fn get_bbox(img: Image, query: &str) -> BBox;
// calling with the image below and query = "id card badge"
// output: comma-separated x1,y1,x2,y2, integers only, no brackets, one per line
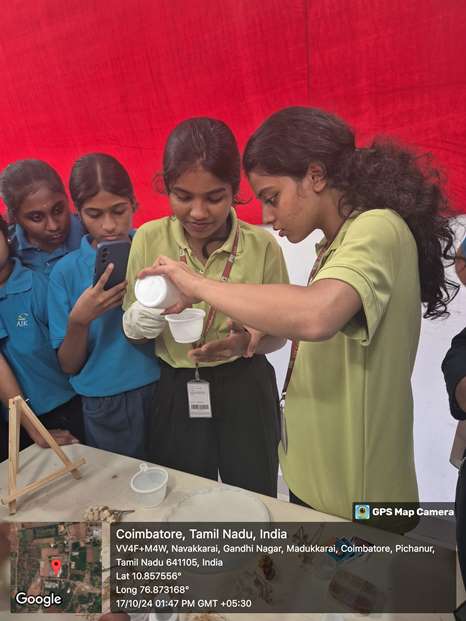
187,380,212,418
280,398,288,453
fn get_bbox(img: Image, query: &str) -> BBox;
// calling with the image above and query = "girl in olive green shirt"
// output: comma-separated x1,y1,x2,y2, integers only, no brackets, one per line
123,117,288,497
143,107,457,520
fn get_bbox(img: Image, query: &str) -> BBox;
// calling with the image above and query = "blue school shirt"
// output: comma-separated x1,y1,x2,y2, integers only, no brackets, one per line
0,259,75,417
47,234,160,397
10,213,84,276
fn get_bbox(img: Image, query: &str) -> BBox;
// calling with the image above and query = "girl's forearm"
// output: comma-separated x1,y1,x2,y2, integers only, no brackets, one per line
58,319,90,375
0,354,23,407
0,355,41,440
254,335,287,355
196,280,324,340
195,278,361,342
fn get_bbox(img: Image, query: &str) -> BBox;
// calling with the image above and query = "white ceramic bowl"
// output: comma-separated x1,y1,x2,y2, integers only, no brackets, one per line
164,487,270,575
165,308,206,343
164,486,270,522
135,275,182,309
130,463,168,508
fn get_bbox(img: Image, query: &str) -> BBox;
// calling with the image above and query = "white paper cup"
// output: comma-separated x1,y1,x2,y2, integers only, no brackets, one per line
165,308,206,343
134,275,182,309
130,463,168,508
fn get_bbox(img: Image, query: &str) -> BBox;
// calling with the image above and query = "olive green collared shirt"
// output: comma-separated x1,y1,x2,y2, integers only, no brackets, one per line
123,209,289,368
279,209,421,520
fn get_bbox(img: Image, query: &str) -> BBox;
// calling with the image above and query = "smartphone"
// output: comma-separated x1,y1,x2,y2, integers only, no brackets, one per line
93,239,131,290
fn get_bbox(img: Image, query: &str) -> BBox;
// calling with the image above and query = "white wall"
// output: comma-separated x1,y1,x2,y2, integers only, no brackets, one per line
266,221,466,503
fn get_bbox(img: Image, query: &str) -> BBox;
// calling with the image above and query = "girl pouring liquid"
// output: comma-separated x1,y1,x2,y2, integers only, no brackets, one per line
144,107,457,520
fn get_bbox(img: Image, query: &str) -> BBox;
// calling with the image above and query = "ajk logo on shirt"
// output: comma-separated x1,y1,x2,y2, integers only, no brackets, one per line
16,313,29,328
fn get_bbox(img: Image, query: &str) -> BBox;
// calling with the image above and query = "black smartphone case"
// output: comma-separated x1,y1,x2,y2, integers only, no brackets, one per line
93,239,131,290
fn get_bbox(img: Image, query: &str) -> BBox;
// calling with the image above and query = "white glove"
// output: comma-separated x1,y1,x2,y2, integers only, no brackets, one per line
122,301,167,340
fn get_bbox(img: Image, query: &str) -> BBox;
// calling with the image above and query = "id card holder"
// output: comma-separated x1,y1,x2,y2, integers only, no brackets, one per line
279,397,288,453
187,379,212,418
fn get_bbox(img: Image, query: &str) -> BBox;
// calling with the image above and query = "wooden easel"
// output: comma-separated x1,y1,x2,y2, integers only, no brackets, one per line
1,396,85,515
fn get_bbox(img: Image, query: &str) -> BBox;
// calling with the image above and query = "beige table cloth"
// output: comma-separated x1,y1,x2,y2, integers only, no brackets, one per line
0,443,461,620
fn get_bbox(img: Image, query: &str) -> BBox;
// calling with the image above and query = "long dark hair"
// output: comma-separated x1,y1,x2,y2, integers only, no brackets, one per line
0,214,13,259
0,214,8,243
0,159,66,220
159,117,242,258
69,153,137,211
244,106,458,319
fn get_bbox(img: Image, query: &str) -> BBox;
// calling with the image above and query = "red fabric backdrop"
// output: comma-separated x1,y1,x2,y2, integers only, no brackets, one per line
0,0,465,224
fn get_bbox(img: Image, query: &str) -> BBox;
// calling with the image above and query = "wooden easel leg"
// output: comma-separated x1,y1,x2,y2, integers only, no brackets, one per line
1,396,86,511
20,399,82,479
15,401,20,466
8,399,20,515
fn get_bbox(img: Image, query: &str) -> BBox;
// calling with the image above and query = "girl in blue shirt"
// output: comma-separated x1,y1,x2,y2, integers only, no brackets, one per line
47,153,160,459
0,159,84,276
0,215,84,462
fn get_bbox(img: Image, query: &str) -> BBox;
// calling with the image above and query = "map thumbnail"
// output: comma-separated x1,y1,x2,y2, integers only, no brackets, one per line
10,522,102,613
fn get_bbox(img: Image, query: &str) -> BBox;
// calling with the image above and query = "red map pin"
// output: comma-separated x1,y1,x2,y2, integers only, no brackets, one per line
51,559,61,576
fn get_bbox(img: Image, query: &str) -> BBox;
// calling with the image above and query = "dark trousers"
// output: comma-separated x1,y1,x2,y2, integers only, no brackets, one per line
0,395,84,462
148,356,280,497
82,382,157,460
457,453,466,590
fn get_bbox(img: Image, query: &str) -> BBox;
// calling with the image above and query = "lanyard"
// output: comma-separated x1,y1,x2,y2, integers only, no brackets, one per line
280,244,329,403
280,217,349,404
179,226,240,347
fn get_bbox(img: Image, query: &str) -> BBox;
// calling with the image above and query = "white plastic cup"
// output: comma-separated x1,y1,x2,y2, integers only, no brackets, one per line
134,275,182,309
130,463,168,508
165,308,206,344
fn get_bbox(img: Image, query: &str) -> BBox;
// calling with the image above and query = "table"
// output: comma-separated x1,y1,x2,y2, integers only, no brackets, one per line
0,444,460,620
